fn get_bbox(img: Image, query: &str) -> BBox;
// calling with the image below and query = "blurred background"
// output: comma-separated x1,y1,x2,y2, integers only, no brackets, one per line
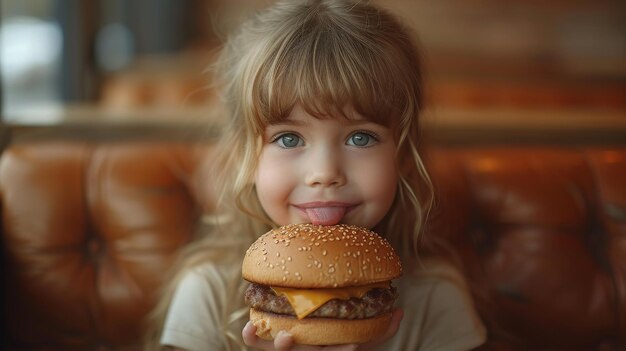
1,0,625,142
1,2,625,349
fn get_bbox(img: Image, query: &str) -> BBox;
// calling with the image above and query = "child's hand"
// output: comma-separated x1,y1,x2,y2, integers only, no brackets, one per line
242,308,403,351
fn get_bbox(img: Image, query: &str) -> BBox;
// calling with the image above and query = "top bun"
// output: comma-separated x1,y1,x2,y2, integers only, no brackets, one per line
242,224,402,288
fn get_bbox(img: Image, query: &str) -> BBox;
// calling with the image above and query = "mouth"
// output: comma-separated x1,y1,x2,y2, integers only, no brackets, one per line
293,202,358,226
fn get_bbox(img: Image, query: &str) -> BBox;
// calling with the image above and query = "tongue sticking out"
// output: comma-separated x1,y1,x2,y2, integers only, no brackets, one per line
304,207,347,226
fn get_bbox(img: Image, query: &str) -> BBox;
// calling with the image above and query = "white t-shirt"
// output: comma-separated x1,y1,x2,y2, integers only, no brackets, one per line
161,259,486,351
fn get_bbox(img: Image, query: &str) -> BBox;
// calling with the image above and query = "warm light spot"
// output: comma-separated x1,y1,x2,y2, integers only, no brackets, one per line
601,151,623,164
476,158,499,171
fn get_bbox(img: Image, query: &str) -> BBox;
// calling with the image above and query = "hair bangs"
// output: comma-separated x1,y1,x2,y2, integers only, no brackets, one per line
251,13,414,131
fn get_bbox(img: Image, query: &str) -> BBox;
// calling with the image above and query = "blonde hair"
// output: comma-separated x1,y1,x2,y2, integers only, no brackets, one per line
145,0,433,349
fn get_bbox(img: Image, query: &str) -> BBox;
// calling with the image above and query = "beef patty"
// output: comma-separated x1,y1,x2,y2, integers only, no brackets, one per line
244,283,398,319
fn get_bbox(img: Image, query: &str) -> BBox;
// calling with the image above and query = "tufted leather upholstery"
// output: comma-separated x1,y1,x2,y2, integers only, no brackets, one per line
426,147,626,350
0,142,213,351
1,142,625,350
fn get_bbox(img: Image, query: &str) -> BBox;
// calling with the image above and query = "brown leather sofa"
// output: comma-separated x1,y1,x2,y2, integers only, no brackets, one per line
1,141,625,350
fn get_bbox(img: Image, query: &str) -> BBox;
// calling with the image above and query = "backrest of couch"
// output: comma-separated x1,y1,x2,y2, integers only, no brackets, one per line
0,141,213,350
1,142,625,350
425,147,626,350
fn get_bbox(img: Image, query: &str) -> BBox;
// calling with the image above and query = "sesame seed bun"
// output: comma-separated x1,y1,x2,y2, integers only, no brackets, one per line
242,224,402,288
250,308,392,345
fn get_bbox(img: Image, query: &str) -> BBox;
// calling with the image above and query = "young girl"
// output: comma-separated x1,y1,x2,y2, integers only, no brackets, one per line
146,0,486,350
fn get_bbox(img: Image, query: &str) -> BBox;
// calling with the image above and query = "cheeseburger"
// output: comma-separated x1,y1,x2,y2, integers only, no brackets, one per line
242,223,401,345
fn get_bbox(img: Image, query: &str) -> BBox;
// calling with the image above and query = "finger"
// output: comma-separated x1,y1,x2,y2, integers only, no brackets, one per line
274,330,294,351
241,321,257,345
357,309,404,350
288,344,350,351
242,321,276,350
322,344,358,351
381,308,404,340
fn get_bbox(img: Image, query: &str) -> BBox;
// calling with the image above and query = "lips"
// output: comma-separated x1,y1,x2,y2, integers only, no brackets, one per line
294,202,356,226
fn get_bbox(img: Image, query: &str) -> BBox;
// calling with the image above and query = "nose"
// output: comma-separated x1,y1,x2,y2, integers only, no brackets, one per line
304,146,346,187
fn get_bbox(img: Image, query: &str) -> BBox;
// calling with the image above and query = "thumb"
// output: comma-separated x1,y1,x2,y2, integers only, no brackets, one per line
357,309,404,350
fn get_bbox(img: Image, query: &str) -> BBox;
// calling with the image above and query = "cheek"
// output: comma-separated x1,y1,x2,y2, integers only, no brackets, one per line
368,163,398,205
354,151,398,209
255,151,294,215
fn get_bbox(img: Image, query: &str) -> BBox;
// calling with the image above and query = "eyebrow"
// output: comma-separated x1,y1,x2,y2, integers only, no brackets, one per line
342,119,381,127
267,119,381,128
267,120,306,127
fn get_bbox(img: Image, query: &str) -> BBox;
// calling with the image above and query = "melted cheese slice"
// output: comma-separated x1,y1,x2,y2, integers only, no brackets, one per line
271,282,390,319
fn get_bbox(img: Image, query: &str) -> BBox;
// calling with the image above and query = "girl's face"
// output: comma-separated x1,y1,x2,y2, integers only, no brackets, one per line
255,104,398,229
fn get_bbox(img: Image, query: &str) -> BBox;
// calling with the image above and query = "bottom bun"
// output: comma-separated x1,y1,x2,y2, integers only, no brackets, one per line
250,308,392,345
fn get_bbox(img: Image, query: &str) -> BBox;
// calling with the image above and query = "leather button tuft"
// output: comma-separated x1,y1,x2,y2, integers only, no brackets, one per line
85,238,103,261
93,343,110,351
594,339,617,351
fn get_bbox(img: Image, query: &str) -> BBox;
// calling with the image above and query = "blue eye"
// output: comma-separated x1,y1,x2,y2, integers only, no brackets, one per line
347,132,377,147
274,133,303,148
